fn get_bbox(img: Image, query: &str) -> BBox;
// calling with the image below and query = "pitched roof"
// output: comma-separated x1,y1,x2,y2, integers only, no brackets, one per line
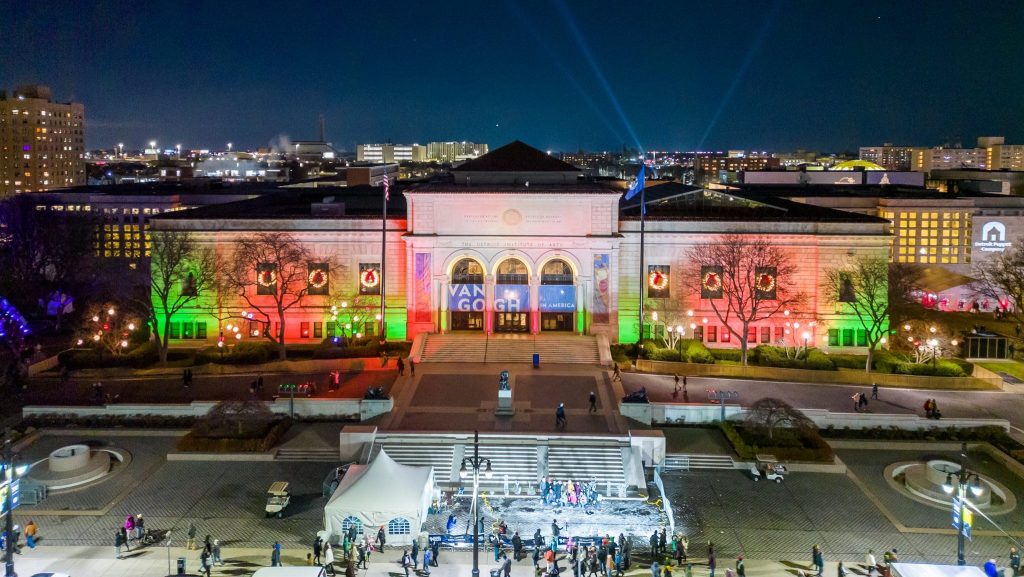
452,140,580,172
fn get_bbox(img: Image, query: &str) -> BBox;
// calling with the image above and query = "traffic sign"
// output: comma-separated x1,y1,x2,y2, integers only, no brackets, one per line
0,478,20,516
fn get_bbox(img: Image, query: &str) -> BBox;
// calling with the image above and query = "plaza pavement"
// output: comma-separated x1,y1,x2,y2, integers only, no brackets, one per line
621,372,1024,437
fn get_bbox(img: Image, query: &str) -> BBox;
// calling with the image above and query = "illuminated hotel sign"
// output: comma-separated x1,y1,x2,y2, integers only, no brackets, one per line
449,284,485,311
539,285,576,312
974,221,1012,253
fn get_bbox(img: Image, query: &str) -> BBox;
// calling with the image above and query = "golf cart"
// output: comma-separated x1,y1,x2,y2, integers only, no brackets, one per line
749,454,787,483
265,481,291,517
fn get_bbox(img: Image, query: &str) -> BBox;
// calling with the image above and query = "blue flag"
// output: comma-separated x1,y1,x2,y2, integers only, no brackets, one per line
625,164,645,200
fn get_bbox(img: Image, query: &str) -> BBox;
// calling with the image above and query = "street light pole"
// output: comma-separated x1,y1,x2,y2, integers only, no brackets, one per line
460,430,493,577
942,444,982,566
3,436,28,577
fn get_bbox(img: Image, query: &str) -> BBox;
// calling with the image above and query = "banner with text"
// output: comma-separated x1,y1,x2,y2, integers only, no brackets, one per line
448,284,485,312
494,284,529,312
539,285,576,312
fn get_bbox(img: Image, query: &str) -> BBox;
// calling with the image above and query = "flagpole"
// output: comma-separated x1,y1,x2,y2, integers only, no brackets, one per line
380,175,388,340
638,184,646,345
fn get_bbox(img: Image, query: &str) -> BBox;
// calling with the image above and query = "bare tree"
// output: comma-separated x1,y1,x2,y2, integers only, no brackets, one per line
823,256,890,372
223,232,323,360
198,399,275,437
888,262,924,329
682,235,806,366
972,241,1024,326
133,231,218,363
744,397,812,441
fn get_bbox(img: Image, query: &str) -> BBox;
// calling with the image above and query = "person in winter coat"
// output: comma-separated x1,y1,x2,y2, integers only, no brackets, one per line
401,550,413,577
324,543,336,576
412,539,420,569
114,529,125,559
272,542,282,566
377,526,386,550
212,539,223,566
423,547,433,575
314,536,323,565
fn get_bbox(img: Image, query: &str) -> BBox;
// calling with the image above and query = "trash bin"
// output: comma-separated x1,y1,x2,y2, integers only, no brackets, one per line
532,353,540,368
177,557,186,575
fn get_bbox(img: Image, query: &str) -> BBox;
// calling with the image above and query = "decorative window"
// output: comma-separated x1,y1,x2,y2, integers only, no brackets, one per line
540,259,573,285
496,259,528,284
256,263,277,295
700,266,723,299
359,263,381,295
452,258,484,284
308,263,330,296
387,517,411,535
838,274,855,303
828,329,840,346
647,265,670,299
842,328,855,347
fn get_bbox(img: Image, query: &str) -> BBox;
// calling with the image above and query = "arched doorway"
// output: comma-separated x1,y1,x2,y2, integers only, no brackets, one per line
450,258,484,330
494,258,529,333
539,259,575,332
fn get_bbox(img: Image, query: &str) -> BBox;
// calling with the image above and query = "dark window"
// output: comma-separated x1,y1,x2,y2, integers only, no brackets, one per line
760,326,771,344
774,326,784,342
196,322,207,339
169,322,181,339
721,327,730,342
707,325,717,343
182,322,194,339
828,329,839,346
326,322,337,337
842,328,855,346
856,328,867,347
693,326,703,341
314,322,323,338
747,326,758,343
838,274,855,303
300,322,310,338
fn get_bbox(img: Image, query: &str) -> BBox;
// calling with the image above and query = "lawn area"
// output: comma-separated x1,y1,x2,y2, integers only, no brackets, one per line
977,360,1024,382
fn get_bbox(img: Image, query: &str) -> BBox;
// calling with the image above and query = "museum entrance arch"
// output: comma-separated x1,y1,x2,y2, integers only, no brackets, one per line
494,258,530,333
449,258,485,331
539,259,576,332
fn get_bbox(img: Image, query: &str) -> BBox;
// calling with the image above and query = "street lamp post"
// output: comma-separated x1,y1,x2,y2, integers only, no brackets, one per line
942,445,982,566
459,431,493,577
3,436,29,577
928,338,940,367
802,331,810,367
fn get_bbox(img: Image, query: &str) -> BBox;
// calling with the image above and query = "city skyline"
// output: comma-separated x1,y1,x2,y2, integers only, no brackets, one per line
3,1,1024,153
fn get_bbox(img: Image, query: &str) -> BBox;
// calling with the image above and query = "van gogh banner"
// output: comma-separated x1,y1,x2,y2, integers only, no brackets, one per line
414,253,432,322
539,285,576,312
593,254,610,323
494,284,529,312
448,284,484,311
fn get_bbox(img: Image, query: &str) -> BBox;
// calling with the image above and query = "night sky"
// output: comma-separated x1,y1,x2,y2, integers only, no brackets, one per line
4,1,1024,153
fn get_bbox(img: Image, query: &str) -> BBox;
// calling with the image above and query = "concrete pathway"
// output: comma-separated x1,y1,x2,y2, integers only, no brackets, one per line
622,372,1024,437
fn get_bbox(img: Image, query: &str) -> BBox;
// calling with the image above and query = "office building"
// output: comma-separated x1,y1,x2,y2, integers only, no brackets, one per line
356,143,427,163
0,85,85,196
910,146,987,172
427,141,488,163
979,136,1024,171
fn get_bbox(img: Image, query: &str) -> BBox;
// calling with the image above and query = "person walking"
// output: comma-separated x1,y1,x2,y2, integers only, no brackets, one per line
736,556,745,577
673,374,680,395
357,539,367,569
187,522,197,550
556,404,567,430
200,548,212,577
212,539,223,566
114,529,125,559
513,531,523,561
410,358,416,376
182,369,189,388
314,536,323,565
659,530,667,559
501,552,512,577
650,531,659,558
652,558,660,577
272,542,283,566
859,392,868,411
551,519,563,552
864,549,876,576
135,514,144,541
612,364,622,382
431,540,440,567
412,537,420,569
851,393,860,412
376,525,386,550
871,383,879,400
324,543,337,576
120,526,131,552
589,391,597,413
423,545,433,575
1010,546,1020,577
397,357,405,376
402,550,412,577
708,549,716,577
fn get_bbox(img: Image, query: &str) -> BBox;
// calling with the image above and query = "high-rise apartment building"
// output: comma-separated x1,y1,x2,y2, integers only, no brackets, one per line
426,141,488,162
356,143,427,163
858,144,913,171
694,153,779,186
979,136,1024,171
0,85,85,196
910,146,987,172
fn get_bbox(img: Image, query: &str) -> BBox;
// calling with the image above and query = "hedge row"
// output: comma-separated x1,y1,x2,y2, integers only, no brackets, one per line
646,339,715,364
720,421,834,462
59,341,160,369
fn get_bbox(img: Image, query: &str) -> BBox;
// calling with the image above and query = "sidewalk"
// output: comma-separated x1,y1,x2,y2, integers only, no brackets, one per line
6,545,901,577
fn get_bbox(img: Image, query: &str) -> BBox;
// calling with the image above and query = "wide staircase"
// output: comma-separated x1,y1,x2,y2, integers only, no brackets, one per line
420,334,600,364
275,447,340,462
368,434,637,497
547,444,627,494
374,442,455,486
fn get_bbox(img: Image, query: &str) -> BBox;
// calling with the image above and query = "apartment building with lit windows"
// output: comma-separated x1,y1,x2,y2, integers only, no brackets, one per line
0,85,85,196
910,146,987,173
356,143,427,163
979,136,1024,171
427,141,488,162
859,144,914,171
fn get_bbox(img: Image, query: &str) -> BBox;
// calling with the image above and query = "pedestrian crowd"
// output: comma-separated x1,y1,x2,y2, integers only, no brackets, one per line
540,477,601,508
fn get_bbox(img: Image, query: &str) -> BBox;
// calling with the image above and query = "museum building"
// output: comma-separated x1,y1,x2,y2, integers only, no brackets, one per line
151,141,891,350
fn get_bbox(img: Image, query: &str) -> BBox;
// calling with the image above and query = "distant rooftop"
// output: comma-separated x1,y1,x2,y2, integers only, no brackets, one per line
452,141,580,173
153,185,406,220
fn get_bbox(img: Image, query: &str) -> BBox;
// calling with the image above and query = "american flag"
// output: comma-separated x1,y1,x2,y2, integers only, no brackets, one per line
381,173,390,201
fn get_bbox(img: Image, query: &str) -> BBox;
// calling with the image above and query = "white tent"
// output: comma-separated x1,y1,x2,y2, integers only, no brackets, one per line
323,449,435,546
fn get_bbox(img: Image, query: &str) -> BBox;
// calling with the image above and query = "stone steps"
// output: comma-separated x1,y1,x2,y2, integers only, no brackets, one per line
662,453,736,471
420,334,600,364
275,448,340,462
